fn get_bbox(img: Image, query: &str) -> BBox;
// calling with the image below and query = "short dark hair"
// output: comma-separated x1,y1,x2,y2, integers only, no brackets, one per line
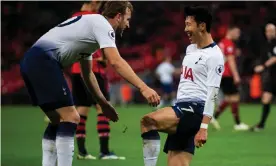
102,0,133,19
184,6,212,33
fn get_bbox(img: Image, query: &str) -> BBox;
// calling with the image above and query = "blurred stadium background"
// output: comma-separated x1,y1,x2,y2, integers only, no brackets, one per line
1,1,276,166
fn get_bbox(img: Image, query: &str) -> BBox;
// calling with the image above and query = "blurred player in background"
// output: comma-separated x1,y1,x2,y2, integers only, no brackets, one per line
140,6,224,166
71,1,125,160
211,25,249,131
251,23,276,132
20,1,160,166
155,56,176,108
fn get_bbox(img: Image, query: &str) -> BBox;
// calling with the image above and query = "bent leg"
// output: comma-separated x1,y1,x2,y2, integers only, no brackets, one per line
55,106,80,166
141,107,179,166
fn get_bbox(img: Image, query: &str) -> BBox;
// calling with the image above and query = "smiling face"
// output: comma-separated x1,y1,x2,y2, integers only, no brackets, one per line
185,16,202,44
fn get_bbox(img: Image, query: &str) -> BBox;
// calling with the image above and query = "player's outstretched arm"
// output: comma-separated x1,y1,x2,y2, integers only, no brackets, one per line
103,47,160,107
80,59,118,122
195,53,224,148
195,86,219,148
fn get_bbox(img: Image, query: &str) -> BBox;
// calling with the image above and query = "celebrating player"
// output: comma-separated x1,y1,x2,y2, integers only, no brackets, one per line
20,1,160,166
140,6,224,166
211,25,249,131
251,23,276,132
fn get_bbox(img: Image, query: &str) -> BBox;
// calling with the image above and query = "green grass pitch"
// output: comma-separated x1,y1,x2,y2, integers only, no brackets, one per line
1,104,276,166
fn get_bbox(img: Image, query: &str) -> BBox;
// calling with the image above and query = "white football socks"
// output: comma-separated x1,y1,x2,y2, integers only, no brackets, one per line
56,136,74,166
42,139,57,166
143,139,160,166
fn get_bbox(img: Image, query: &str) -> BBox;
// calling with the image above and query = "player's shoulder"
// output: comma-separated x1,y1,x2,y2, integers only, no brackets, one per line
186,44,197,53
207,44,224,61
83,14,111,27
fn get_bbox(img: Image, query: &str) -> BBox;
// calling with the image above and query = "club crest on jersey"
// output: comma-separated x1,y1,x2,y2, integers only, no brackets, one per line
183,66,194,81
108,30,115,40
215,65,224,75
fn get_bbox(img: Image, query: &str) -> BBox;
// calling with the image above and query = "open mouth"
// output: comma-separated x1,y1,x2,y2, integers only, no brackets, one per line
187,32,192,40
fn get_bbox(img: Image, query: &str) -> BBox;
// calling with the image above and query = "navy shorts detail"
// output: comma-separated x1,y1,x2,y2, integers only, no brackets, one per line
20,47,74,110
161,83,173,94
163,102,203,155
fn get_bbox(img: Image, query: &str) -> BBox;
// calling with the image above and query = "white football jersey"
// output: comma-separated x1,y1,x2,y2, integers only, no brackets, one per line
156,62,175,84
33,14,116,67
176,43,224,103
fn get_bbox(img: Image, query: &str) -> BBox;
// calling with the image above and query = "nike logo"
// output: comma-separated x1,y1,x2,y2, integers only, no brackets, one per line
195,56,203,64
181,106,194,113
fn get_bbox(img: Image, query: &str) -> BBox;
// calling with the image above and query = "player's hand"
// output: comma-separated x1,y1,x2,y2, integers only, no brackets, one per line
194,128,208,148
233,75,241,85
98,100,119,122
254,65,264,73
140,86,160,107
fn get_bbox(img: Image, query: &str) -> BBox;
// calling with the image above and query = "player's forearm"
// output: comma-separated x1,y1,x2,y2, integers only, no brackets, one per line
82,72,107,103
202,87,219,127
228,57,240,78
264,57,276,68
111,58,147,91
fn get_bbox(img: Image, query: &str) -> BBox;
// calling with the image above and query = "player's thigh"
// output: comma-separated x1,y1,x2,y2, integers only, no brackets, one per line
23,51,73,108
262,92,273,104
167,151,192,166
56,106,80,124
229,93,240,102
141,107,179,134
77,106,90,116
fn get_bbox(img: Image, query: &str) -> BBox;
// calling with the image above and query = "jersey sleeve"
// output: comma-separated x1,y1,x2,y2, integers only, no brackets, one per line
206,54,224,87
224,42,235,56
91,17,117,49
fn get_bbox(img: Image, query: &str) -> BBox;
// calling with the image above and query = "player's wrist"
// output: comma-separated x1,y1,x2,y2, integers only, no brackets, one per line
200,123,208,129
139,84,148,92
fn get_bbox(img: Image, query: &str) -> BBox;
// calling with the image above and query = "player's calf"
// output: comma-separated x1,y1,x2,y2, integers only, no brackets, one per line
56,106,80,166
141,115,160,166
76,106,90,157
42,122,58,166
140,107,179,166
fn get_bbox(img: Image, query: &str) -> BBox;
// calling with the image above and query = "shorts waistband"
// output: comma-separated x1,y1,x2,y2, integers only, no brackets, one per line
174,101,204,115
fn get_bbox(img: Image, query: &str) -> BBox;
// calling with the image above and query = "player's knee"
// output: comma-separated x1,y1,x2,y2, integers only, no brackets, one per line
59,108,80,124
140,115,158,131
77,106,90,116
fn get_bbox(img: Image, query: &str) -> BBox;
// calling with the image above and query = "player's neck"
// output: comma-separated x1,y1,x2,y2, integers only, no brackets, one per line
197,33,214,49
106,18,118,31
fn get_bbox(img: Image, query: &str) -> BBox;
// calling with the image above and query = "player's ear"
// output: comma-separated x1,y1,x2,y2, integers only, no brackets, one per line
199,22,206,32
114,13,122,22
